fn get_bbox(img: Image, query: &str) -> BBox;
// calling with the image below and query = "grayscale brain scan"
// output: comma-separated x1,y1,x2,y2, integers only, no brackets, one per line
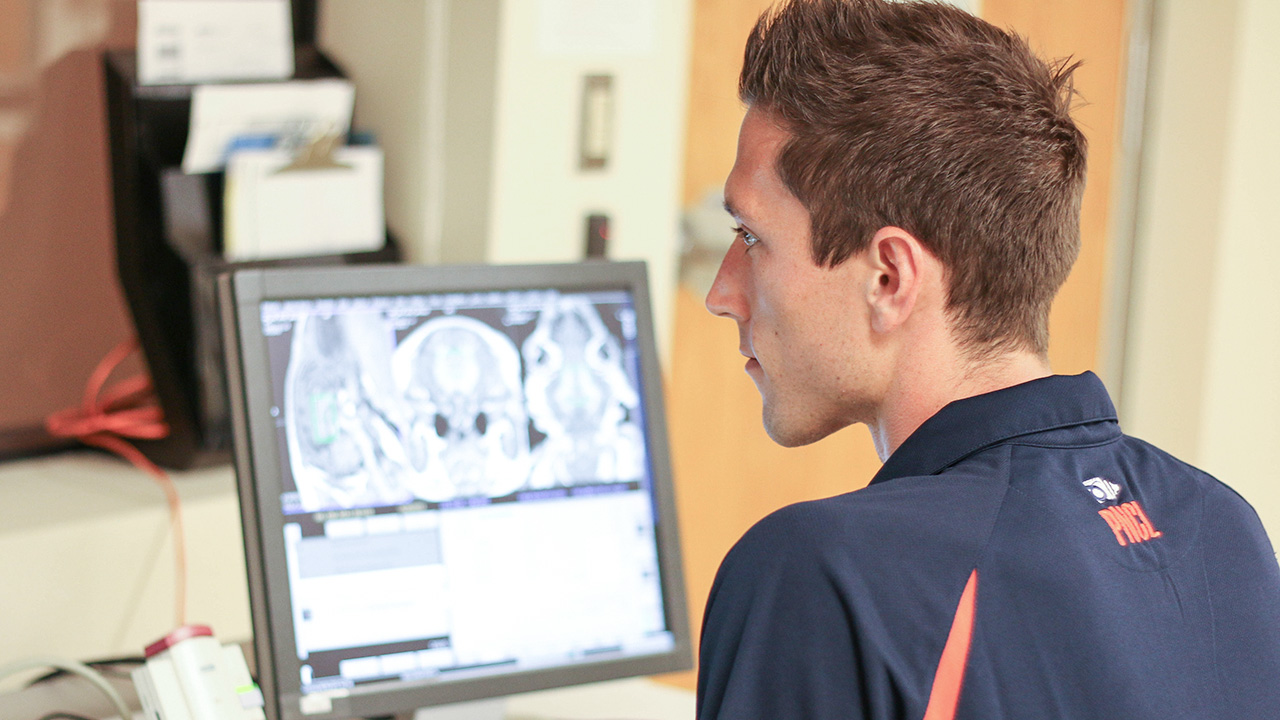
392,315,531,502
284,312,415,512
272,290,647,513
524,296,645,489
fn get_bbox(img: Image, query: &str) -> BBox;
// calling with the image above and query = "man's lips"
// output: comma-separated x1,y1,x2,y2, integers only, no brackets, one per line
739,343,759,374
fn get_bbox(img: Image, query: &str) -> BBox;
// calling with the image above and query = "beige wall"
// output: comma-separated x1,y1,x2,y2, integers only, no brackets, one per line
1124,0,1280,540
484,0,690,358
0,456,249,685
322,0,690,359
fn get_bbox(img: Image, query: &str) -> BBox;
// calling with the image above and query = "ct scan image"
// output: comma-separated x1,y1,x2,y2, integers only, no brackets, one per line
275,292,648,513
391,314,532,503
523,295,645,489
283,312,417,512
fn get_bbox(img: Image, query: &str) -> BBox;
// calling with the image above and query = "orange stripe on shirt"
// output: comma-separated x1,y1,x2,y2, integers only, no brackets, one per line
923,569,979,720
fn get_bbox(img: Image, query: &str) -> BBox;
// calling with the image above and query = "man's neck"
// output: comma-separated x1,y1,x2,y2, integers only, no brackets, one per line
867,349,1052,462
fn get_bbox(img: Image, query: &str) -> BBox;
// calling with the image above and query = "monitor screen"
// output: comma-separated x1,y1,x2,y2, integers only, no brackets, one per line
217,261,690,720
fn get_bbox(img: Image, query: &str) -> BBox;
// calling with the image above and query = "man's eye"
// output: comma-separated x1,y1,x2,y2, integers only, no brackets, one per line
731,225,759,248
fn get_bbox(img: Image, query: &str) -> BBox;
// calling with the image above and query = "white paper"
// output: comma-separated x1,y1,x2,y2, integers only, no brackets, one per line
183,79,355,174
537,0,657,56
138,0,294,85
223,146,385,261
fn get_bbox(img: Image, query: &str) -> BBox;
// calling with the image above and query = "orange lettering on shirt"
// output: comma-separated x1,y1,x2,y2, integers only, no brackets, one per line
1098,501,1163,546
1132,501,1163,539
1125,504,1152,541
1098,507,1129,546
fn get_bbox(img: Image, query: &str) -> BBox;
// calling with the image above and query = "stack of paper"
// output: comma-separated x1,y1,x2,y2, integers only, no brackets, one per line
223,145,386,261
178,77,386,261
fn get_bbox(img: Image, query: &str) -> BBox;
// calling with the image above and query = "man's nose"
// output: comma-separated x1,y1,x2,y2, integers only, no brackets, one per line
705,241,747,322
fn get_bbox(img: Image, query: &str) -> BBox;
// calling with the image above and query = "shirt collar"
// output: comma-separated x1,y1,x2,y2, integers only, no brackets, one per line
870,371,1119,485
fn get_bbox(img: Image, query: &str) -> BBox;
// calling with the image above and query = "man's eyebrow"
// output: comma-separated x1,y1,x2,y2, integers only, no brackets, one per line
722,198,739,218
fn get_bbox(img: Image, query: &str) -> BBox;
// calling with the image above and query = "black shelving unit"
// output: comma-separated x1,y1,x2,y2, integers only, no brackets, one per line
103,33,399,469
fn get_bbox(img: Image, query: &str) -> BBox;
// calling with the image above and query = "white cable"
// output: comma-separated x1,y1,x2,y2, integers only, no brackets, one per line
0,656,134,720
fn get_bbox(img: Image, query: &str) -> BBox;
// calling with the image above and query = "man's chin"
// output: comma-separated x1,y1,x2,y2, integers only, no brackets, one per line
761,406,841,448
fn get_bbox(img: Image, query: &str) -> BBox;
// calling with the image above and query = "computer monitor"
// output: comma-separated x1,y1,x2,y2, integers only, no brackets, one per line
217,261,691,720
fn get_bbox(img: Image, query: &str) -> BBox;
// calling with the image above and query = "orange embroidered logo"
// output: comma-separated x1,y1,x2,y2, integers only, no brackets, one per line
1098,501,1163,546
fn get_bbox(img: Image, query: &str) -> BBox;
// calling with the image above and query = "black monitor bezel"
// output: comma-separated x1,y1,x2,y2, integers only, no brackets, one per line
217,261,691,720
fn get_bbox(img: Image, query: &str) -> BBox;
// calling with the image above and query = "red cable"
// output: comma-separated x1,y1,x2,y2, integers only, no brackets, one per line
46,338,187,627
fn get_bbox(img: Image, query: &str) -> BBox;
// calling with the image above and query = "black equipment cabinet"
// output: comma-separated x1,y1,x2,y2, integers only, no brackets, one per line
103,42,399,470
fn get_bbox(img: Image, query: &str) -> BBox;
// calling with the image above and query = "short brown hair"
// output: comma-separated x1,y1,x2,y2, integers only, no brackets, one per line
740,0,1087,356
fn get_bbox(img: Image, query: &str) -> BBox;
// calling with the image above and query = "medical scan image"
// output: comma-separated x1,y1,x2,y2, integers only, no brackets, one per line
274,292,648,512
284,313,417,512
391,315,532,503
523,296,646,488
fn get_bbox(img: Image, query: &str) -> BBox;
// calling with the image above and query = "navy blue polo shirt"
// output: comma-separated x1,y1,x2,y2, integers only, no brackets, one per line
697,372,1280,719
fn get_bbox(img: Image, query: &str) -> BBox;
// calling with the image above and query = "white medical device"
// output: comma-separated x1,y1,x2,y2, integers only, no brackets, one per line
131,626,265,720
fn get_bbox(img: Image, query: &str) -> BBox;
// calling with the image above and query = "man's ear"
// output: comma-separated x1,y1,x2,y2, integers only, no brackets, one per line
865,226,927,334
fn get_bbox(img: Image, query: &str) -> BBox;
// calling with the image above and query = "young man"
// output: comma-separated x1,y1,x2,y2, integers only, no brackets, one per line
698,1,1280,718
